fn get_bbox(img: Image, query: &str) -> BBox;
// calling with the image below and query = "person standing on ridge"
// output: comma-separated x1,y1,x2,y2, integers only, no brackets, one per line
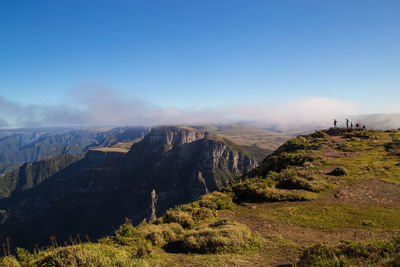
334,119,338,128
346,118,349,128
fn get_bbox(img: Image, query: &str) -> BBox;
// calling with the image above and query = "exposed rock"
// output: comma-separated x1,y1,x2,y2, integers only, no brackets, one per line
0,126,261,248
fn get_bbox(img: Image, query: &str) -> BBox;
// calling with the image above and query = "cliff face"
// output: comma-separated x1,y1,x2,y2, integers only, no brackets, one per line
124,127,257,201
0,126,261,249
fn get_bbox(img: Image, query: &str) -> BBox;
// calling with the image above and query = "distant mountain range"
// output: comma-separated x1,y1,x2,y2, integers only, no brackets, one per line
0,127,150,175
0,126,266,249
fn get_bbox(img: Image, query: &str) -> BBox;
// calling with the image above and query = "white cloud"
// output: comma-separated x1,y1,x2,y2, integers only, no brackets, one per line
0,87,363,130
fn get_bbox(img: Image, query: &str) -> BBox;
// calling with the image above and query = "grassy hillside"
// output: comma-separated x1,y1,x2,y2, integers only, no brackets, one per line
1,128,399,266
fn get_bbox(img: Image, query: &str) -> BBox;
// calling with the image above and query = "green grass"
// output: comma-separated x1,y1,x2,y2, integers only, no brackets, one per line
297,237,400,266
12,243,154,267
336,139,372,152
249,203,400,231
333,145,400,185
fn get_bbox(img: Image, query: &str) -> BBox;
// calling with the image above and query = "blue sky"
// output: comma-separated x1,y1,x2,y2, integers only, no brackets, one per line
0,0,399,127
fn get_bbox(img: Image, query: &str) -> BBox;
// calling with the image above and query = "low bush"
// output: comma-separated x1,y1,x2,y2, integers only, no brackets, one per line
0,256,20,267
182,218,255,254
328,166,348,176
163,210,195,229
34,243,151,266
197,192,233,210
298,237,400,266
16,248,34,265
385,140,400,156
230,178,316,203
138,222,184,247
272,169,328,192
100,222,152,257
275,135,326,154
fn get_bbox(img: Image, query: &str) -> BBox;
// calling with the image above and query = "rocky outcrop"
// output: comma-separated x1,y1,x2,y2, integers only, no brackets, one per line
0,126,264,249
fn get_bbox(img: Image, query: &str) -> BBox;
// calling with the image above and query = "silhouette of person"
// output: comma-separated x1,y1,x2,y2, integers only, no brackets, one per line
346,118,349,128
351,122,353,128
334,119,337,128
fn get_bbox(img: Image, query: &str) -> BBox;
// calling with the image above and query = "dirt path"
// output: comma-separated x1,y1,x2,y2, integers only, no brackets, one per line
323,179,400,206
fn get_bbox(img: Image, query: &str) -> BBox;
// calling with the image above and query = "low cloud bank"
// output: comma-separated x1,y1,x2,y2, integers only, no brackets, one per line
1,88,396,130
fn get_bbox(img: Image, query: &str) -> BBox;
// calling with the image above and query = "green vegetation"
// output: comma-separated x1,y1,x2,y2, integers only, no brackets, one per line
298,238,400,266
15,243,152,267
337,139,371,152
229,177,319,202
328,166,348,176
245,203,400,231
2,127,400,266
249,134,326,177
182,218,255,253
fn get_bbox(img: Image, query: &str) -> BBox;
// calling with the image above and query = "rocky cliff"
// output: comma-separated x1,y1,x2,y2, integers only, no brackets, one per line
0,126,261,249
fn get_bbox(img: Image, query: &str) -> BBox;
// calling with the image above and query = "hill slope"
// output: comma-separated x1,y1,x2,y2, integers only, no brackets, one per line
0,154,81,199
1,127,399,266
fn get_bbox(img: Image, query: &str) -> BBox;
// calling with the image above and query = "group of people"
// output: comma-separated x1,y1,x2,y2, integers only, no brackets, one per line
333,118,366,129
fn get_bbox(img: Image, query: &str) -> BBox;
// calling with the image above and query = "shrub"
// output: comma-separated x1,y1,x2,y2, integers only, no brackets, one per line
262,151,320,174
273,169,328,192
16,247,34,264
191,207,217,221
275,136,326,154
163,210,195,229
197,192,233,210
231,178,316,203
311,131,327,138
182,218,255,253
329,167,348,176
0,256,20,267
101,222,152,256
35,243,152,266
385,140,400,156
138,223,184,247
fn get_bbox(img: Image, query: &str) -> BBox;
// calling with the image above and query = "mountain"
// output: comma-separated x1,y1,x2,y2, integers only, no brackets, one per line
0,127,149,175
0,126,261,249
1,127,399,266
0,154,81,200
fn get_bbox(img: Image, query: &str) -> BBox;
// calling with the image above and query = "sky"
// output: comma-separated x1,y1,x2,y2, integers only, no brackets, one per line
0,0,399,128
